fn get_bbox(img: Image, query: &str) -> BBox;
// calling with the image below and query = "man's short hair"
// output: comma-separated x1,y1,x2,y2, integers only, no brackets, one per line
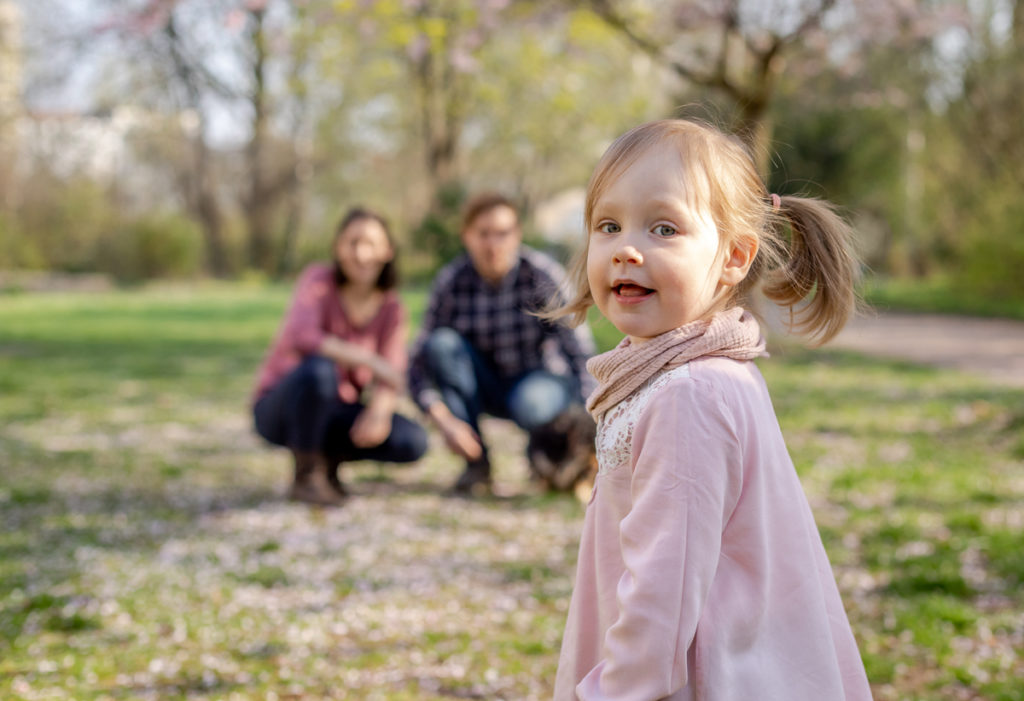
461,192,518,232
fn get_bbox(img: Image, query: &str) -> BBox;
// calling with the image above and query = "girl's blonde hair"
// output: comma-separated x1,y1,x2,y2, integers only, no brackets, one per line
551,119,858,345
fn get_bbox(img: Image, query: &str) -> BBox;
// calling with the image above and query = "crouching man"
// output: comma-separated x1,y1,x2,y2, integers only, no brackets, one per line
408,193,595,495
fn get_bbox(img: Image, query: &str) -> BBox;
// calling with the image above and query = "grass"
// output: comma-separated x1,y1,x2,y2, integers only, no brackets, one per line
1,283,1022,700
862,275,1024,321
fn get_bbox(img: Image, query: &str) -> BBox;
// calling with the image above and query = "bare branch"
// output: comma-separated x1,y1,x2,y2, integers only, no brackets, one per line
780,0,837,47
588,0,720,88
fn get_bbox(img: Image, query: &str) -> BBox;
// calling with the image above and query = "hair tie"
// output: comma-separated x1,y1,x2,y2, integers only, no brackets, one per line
770,193,781,211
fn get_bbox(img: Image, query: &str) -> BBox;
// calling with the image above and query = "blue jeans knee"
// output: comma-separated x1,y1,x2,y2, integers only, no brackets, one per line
291,355,339,399
507,370,574,431
423,328,469,371
388,416,430,463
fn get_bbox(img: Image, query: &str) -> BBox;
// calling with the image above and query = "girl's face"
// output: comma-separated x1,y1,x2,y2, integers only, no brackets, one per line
586,145,751,344
334,218,394,290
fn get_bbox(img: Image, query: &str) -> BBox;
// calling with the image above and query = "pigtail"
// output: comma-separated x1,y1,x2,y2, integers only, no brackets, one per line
760,196,858,346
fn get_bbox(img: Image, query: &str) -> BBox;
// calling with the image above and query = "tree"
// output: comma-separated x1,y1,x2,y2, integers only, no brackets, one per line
586,0,962,173
307,1,662,269
84,0,318,276
927,0,1024,297
18,0,678,277
237,0,316,274
324,0,517,214
0,0,21,213
88,0,240,275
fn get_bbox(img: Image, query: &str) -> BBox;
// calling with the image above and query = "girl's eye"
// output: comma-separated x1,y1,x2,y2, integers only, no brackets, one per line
653,224,677,237
597,222,620,234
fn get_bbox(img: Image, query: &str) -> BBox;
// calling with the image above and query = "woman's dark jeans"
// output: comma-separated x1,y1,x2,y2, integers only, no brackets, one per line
253,356,427,464
422,327,577,435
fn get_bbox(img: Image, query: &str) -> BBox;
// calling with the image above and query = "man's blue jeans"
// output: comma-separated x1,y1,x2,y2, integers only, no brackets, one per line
422,327,576,436
254,356,427,464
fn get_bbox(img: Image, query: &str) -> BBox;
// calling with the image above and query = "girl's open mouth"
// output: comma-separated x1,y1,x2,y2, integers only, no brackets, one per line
613,283,654,298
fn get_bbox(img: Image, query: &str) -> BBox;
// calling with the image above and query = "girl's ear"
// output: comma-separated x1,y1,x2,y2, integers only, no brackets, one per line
720,236,758,287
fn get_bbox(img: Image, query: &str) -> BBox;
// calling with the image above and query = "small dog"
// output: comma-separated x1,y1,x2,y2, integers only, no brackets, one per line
527,405,598,503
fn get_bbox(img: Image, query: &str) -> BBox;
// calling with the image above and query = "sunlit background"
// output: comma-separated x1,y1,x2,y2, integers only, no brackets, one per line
1,1,1023,700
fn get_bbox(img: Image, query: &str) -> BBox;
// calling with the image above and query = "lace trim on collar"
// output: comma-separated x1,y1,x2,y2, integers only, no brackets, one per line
595,364,691,475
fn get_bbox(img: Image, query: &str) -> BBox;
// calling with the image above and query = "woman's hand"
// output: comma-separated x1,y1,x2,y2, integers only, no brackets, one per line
320,336,406,391
367,355,406,391
350,403,392,449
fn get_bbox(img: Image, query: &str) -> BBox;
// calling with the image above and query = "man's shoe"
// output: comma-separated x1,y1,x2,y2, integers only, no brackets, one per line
451,456,492,496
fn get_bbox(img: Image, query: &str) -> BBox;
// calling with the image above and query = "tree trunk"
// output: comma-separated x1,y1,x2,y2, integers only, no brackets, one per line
733,97,771,177
411,10,462,215
245,7,276,273
191,134,229,277
275,165,304,278
164,12,228,277
1015,0,1024,47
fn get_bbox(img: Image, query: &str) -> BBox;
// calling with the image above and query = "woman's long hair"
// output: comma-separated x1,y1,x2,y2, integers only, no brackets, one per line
332,207,399,291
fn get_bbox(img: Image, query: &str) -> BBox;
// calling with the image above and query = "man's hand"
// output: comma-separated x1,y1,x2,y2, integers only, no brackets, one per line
430,403,483,460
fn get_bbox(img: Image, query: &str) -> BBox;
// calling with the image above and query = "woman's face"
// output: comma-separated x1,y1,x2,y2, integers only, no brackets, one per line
334,218,394,290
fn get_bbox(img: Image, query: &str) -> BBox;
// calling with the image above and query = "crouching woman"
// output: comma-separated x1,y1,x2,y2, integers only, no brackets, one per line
252,208,428,505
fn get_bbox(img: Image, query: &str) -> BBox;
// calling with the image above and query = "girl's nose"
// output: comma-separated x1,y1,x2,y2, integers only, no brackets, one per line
612,243,643,265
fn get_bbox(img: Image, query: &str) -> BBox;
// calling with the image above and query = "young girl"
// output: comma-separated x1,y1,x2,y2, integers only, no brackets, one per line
252,208,427,506
550,120,873,699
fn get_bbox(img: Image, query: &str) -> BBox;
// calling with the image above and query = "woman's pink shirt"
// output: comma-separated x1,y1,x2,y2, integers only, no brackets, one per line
555,356,872,700
252,263,407,404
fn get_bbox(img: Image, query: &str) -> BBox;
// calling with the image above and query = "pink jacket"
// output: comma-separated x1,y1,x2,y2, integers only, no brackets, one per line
252,263,407,404
555,357,872,700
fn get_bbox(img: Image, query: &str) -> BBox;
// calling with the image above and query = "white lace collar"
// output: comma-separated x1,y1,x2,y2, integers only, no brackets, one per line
595,364,692,475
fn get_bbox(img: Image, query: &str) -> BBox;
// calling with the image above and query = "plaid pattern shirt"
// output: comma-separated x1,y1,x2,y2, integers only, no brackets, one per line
409,247,595,412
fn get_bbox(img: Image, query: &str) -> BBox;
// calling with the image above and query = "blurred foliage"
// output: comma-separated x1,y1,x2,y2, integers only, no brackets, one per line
936,14,1024,302
768,0,1024,309
306,0,656,269
0,211,43,269
95,212,204,283
770,103,907,272
11,173,117,273
863,276,1024,322
408,183,467,283
3,0,1023,312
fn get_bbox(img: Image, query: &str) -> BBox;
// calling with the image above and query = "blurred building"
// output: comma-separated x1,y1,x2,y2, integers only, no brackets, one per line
0,0,21,208
534,187,585,246
0,0,175,210
16,106,145,182
0,0,20,122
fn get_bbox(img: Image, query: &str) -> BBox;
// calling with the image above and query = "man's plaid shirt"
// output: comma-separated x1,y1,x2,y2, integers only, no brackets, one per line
408,247,595,412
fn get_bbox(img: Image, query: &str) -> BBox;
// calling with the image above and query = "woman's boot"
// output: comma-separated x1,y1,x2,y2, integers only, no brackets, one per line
327,458,349,497
288,450,345,506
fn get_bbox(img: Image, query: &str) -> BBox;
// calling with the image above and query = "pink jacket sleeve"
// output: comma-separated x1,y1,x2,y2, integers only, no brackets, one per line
281,265,331,355
578,378,742,700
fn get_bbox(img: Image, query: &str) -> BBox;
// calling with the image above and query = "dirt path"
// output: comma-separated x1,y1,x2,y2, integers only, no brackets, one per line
825,312,1024,388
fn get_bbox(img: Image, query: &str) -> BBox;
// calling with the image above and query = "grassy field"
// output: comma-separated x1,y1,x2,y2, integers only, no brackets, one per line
1,283,1022,700
862,276,1024,322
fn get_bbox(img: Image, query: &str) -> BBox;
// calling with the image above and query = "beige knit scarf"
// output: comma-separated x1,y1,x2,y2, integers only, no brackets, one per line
586,307,767,421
